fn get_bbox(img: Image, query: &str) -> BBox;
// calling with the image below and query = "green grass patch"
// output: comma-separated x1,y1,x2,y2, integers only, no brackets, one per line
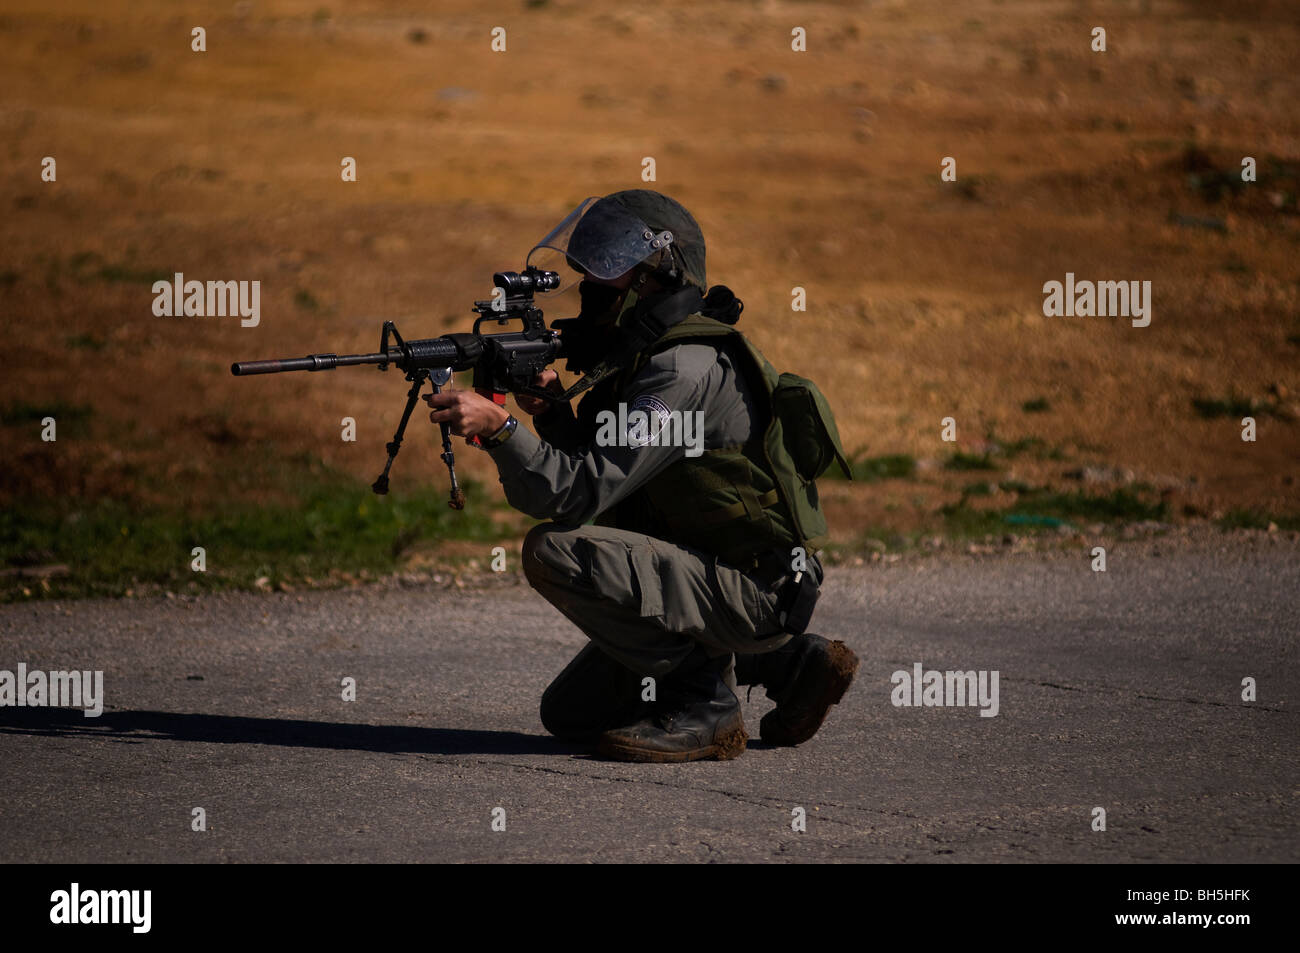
1191,394,1272,419
1013,487,1168,521
1217,509,1300,531
940,504,1007,538
982,431,1067,461
65,333,106,351
998,479,1036,494
1021,397,1050,413
1000,436,1047,458
1,475,503,602
94,263,173,284
821,528,916,559
68,251,170,285
1,401,92,436
942,486,1169,538
945,451,999,471
839,452,916,482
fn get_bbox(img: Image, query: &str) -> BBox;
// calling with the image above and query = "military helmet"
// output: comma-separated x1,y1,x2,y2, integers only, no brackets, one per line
528,190,707,291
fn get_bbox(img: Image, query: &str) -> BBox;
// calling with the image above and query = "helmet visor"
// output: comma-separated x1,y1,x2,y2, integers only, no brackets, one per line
527,197,674,286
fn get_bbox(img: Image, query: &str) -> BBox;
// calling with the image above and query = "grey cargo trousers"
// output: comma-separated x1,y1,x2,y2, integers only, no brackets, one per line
522,522,793,741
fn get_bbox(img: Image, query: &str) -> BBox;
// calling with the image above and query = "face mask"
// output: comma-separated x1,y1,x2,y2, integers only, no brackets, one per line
555,283,640,374
577,279,627,323
554,323,611,374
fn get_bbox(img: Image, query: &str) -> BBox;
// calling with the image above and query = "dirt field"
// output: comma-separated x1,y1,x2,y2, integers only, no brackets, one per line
2,0,1297,559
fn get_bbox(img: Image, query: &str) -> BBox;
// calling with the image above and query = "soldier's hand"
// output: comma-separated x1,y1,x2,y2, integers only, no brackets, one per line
514,369,564,417
424,389,510,439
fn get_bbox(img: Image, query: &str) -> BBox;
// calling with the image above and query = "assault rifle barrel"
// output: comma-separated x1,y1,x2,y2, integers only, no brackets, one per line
231,341,459,377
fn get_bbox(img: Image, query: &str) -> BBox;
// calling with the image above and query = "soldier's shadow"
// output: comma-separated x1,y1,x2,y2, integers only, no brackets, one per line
0,707,581,756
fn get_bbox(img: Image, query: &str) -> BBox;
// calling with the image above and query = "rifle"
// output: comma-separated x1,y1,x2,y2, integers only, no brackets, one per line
231,267,564,508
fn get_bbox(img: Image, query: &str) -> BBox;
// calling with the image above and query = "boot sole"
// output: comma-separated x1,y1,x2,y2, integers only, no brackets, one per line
759,640,859,747
595,722,749,763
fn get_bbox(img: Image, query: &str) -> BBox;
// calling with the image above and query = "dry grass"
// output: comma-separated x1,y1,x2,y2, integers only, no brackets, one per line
1,0,1297,557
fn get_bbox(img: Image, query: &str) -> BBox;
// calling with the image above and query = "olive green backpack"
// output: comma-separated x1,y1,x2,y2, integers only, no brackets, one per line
626,314,853,563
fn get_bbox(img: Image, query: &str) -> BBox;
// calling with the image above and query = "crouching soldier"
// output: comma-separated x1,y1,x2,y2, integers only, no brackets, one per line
426,190,858,762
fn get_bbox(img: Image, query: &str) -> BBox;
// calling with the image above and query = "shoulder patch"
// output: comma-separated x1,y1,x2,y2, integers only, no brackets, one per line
627,393,673,448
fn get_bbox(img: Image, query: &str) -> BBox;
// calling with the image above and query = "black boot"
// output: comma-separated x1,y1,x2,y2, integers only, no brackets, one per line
595,649,748,763
736,634,859,747
735,639,798,689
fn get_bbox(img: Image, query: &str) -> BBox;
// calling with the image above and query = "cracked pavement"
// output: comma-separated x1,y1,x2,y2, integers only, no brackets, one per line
1,536,1295,862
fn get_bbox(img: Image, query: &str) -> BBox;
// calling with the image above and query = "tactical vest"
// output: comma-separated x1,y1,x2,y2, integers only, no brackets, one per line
581,313,851,571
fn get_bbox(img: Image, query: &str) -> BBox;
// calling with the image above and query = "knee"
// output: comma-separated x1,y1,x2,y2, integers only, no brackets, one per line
521,522,578,587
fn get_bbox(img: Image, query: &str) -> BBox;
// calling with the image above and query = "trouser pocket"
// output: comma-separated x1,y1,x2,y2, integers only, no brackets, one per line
627,544,664,619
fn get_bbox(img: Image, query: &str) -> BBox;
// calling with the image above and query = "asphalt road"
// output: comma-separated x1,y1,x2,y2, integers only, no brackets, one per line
1,537,1295,863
